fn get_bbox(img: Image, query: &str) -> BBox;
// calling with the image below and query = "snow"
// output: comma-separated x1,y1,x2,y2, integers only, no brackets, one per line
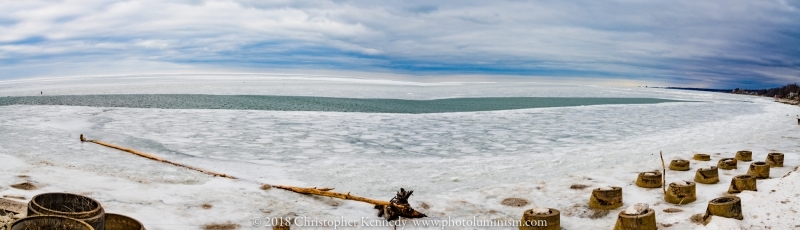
703,216,742,230
674,181,689,186
1,75,799,229
531,208,550,215
624,203,649,215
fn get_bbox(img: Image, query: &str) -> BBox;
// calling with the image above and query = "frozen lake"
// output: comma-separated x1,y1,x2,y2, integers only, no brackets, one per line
0,94,684,113
1,74,799,229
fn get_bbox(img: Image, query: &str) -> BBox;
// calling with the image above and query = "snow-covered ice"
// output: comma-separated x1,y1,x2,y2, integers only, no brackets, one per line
1,75,799,229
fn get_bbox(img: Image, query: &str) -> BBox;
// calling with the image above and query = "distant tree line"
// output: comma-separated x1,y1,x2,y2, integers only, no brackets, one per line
662,87,732,93
733,83,800,99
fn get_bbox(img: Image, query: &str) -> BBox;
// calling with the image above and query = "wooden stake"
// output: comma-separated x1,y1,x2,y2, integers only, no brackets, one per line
660,151,666,195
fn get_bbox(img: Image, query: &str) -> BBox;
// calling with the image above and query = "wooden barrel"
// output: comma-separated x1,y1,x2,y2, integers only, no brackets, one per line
105,213,146,230
11,215,93,230
28,192,105,230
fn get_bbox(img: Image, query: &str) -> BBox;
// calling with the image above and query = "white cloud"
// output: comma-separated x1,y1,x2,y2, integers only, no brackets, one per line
0,0,798,88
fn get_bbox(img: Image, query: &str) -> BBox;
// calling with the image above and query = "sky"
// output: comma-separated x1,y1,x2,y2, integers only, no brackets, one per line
1,0,799,88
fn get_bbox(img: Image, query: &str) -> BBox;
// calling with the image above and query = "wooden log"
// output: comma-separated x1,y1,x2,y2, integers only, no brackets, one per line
735,151,752,162
82,135,236,179
703,196,743,220
746,162,770,179
728,175,757,193
717,158,738,170
589,187,623,210
668,159,690,171
635,171,663,188
664,181,696,205
273,185,390,206
694,166,719,184
519,208,559,230
766,153,784,168
613,208,657,230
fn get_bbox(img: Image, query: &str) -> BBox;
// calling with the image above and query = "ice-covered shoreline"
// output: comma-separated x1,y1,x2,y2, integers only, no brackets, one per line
1,76,800,229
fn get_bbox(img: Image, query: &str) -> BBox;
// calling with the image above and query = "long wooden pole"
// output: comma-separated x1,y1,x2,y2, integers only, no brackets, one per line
81,134,237,179
273,185,391,206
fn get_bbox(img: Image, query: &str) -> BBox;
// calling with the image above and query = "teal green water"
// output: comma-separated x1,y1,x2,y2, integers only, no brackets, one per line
0,94,685,113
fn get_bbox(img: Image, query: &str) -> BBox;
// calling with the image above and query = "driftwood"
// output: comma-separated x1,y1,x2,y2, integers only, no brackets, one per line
81,134,426,220
275,185,426,220
81,134,236,179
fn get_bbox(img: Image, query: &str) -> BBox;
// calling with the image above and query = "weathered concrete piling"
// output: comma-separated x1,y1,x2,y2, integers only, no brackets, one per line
519,208,559,230
694,166,720,184
635,171,663,188
717,158,738,170
704,196,743,220
766,152,784,167
669,159,690,171
693,154,711,161
747,162,770,179
614,204,656,230
728,175,757,193
735,151,752,162
664,181,696,204
589,187,623,210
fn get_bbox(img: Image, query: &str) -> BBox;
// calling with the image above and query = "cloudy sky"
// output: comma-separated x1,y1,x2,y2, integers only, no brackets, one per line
1,0,799,88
